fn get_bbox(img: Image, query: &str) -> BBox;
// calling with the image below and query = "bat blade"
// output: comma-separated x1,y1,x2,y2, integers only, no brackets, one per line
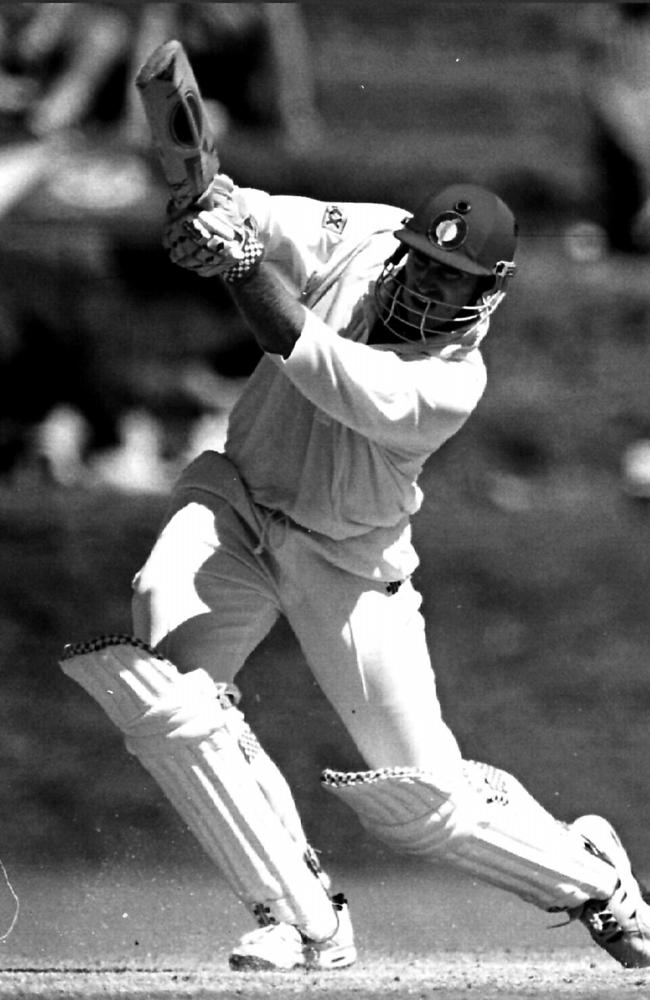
135,39,219,209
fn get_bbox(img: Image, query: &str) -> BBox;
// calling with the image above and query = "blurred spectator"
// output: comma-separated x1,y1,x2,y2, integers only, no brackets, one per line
0,3,320,486
578,3,650,253
0,2,321,148
0,3,131,137
159,3,322,149
622,436,650,506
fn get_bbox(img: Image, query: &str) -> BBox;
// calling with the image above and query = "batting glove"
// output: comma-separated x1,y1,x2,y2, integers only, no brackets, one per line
163,174,264,281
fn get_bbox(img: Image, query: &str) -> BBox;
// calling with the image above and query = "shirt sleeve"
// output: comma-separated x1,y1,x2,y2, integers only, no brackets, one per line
238,188,406,295
269,311,487,453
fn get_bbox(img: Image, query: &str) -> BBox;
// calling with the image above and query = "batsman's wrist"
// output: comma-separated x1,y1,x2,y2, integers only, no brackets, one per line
221,235,265,284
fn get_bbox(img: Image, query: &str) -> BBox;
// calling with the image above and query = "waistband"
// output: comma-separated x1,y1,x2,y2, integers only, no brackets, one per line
172,450,418,582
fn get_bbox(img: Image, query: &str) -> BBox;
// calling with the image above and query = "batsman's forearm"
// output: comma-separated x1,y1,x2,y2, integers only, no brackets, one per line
226,262,304,358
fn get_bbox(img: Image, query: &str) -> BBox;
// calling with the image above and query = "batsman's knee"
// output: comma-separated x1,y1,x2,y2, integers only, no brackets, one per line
60,633,239,747
322,763,616,911
321,765,478,856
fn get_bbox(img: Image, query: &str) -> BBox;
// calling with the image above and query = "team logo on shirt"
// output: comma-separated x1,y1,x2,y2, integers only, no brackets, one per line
322,204,347,234
427,210,468,250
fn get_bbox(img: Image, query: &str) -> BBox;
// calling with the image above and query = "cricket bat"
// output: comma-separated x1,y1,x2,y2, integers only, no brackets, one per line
135,39,220,210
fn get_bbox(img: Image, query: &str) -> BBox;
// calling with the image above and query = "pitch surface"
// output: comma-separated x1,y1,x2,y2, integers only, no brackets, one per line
0,863,648,998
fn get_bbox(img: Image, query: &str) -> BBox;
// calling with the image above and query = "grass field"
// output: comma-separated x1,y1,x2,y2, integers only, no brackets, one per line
1,956,645,1000
0,863,648,999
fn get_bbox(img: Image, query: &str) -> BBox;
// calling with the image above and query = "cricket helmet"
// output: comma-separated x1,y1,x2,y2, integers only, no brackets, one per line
375,183,518,341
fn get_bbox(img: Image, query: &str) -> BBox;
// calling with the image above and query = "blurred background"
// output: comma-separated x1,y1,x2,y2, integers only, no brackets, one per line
0,0,650,929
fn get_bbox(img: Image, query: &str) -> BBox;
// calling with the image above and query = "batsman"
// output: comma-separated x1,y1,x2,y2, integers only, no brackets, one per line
61,43,650,972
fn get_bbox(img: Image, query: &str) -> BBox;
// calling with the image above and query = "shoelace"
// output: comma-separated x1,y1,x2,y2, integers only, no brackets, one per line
548,893,626,936
579,877,650,944
548,828,650,961
581,899,626,942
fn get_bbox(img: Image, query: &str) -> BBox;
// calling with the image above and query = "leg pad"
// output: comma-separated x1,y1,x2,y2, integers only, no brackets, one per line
61,635,337,940
322,763,617,911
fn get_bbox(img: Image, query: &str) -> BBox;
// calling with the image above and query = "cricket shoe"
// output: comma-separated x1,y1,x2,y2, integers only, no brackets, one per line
229,894,356,971
571,814,650,968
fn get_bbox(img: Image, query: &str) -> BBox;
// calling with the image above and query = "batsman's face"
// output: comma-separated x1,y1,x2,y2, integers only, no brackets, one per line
402,250,482,323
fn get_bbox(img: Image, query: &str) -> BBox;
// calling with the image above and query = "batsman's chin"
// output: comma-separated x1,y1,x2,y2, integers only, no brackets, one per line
400,292,459,328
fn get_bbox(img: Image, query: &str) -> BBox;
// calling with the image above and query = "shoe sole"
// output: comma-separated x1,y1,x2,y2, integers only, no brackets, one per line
229,953,297,971
229,946,357,972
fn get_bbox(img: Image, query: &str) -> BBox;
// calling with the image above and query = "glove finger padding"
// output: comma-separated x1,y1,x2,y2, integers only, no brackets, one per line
163,174,264,280
163,216,230,277
191,211,238,246
164,212,263,280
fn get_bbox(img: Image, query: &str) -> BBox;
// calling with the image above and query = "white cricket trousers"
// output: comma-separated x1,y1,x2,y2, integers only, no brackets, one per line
132,452,464,791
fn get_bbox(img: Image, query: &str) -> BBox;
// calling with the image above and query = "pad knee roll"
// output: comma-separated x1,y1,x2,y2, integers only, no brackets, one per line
60,635,337,940
322,764,617,911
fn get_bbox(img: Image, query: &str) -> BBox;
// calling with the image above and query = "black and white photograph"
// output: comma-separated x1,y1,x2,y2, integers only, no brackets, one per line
0,4,649,997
